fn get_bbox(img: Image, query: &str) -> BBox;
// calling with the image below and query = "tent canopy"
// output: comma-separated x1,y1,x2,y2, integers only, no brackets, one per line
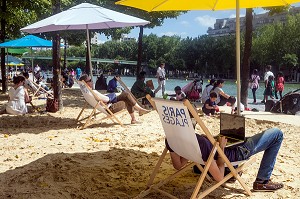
0,35,52,48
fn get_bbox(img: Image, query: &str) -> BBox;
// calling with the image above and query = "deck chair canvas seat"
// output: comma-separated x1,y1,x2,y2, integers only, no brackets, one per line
136,95,255,199
25,79,53,98
76,80,125,129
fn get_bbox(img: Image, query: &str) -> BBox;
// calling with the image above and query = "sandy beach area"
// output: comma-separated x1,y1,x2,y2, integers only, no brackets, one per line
0,88,299,199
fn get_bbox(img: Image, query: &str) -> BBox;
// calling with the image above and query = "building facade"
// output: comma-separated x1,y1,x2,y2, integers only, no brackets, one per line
207,7,300,36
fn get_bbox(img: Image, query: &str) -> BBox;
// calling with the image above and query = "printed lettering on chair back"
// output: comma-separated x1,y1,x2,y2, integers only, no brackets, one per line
153,99,204,165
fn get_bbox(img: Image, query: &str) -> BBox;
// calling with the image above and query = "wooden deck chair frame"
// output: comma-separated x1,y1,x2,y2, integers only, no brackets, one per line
136,95,255,199
27,78,54,98
116,77,144,107
76,80,125,129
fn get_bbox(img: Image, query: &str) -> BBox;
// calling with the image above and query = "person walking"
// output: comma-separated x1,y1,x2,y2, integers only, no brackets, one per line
154,63,166,96
275,72,285,100
262,65,274,103
250,69,260,104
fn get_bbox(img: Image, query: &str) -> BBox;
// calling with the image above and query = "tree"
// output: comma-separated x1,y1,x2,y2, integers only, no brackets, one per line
241,8,253,107
52,0,63,110
0,0,50,92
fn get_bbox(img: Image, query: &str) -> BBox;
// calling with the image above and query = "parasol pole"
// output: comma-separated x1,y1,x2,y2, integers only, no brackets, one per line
31,47,34,81
86,25,93,89
236,0,241,115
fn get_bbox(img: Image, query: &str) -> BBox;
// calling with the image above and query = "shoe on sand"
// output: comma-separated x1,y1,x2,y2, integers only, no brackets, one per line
253,180,283,192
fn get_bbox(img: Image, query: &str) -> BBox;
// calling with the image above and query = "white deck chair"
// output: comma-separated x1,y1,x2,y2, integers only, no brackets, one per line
76,80,125,129
25,79,53,98
136,95,255,199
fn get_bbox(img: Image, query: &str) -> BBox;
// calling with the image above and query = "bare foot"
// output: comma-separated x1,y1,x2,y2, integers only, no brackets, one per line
139,109,150,116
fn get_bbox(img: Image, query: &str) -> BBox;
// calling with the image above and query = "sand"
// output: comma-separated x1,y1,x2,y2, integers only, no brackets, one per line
0,88,299,199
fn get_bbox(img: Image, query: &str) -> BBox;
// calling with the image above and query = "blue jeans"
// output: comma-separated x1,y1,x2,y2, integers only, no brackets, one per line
236,128,283,181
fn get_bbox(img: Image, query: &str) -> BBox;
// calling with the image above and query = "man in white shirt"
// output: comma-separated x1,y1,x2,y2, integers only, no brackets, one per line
34,64,41,74
154,63,166,96
262,65,274,103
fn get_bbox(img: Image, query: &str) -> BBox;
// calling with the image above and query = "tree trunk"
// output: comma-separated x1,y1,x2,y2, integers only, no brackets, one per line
52,0,63,110
136,26,143,80
241,8,253,108
0,0,7,93
63,38,67,69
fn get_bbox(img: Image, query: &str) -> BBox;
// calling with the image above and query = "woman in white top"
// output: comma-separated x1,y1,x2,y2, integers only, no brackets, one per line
212,79,236,113
6,75,31,115
154,63,166,96
201,79,216,103
250,69,260,103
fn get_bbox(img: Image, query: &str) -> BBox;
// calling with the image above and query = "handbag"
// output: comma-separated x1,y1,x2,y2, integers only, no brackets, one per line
46,98,59,113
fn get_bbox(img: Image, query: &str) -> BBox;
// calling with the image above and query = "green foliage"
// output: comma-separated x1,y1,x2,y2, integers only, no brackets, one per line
282,53,298,68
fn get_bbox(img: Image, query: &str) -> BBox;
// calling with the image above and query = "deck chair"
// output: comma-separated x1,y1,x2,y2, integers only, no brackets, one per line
25,79,54,98
76,80,125,129
136,95,255,199
116,77,144,107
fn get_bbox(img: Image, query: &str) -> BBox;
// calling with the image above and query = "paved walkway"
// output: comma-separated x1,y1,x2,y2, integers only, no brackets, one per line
217,104,300,127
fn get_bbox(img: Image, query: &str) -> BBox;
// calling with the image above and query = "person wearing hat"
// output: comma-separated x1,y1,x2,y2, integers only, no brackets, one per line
131,71,154,100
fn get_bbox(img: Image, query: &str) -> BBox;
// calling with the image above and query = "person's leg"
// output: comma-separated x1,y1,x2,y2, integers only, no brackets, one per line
275,89,278,99
237,128,283,181
154,81,162,94
217,95,227,106
161,83,165,96
252,88,257,103
279,91,283,100
117,92,149,122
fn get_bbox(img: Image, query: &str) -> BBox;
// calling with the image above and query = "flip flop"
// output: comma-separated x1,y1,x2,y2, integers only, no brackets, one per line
252,108,259,112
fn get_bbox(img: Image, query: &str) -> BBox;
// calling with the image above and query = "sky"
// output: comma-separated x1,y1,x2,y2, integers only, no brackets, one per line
98,3,300,43
98,8,263,42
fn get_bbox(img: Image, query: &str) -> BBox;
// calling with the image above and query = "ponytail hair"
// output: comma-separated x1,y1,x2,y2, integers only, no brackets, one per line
212,79,224,90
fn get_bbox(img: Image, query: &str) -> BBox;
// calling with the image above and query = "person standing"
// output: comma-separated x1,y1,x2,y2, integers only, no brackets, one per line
275,72,285,100
250,69,260,104
154,63,166,96
75,67,82,80
262,65,274,103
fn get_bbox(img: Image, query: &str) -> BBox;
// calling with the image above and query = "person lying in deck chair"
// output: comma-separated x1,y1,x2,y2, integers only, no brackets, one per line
166,127,284,192
80,74,150,124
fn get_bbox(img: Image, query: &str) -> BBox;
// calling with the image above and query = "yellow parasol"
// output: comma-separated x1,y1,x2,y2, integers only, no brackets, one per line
116,0,300,114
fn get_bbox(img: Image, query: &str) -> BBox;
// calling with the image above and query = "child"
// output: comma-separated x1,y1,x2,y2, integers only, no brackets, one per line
275,72,285,100
202,92,219,116
264,75,275,100
168,86,186,101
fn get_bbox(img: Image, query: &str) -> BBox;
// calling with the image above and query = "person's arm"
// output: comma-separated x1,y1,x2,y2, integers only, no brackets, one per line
205,102,215,110
169,152,189,170
219,91,230,99
24,88,31,103
206,136,227,182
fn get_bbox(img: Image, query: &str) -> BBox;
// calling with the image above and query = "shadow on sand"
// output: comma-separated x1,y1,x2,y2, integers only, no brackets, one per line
0,148,247,199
